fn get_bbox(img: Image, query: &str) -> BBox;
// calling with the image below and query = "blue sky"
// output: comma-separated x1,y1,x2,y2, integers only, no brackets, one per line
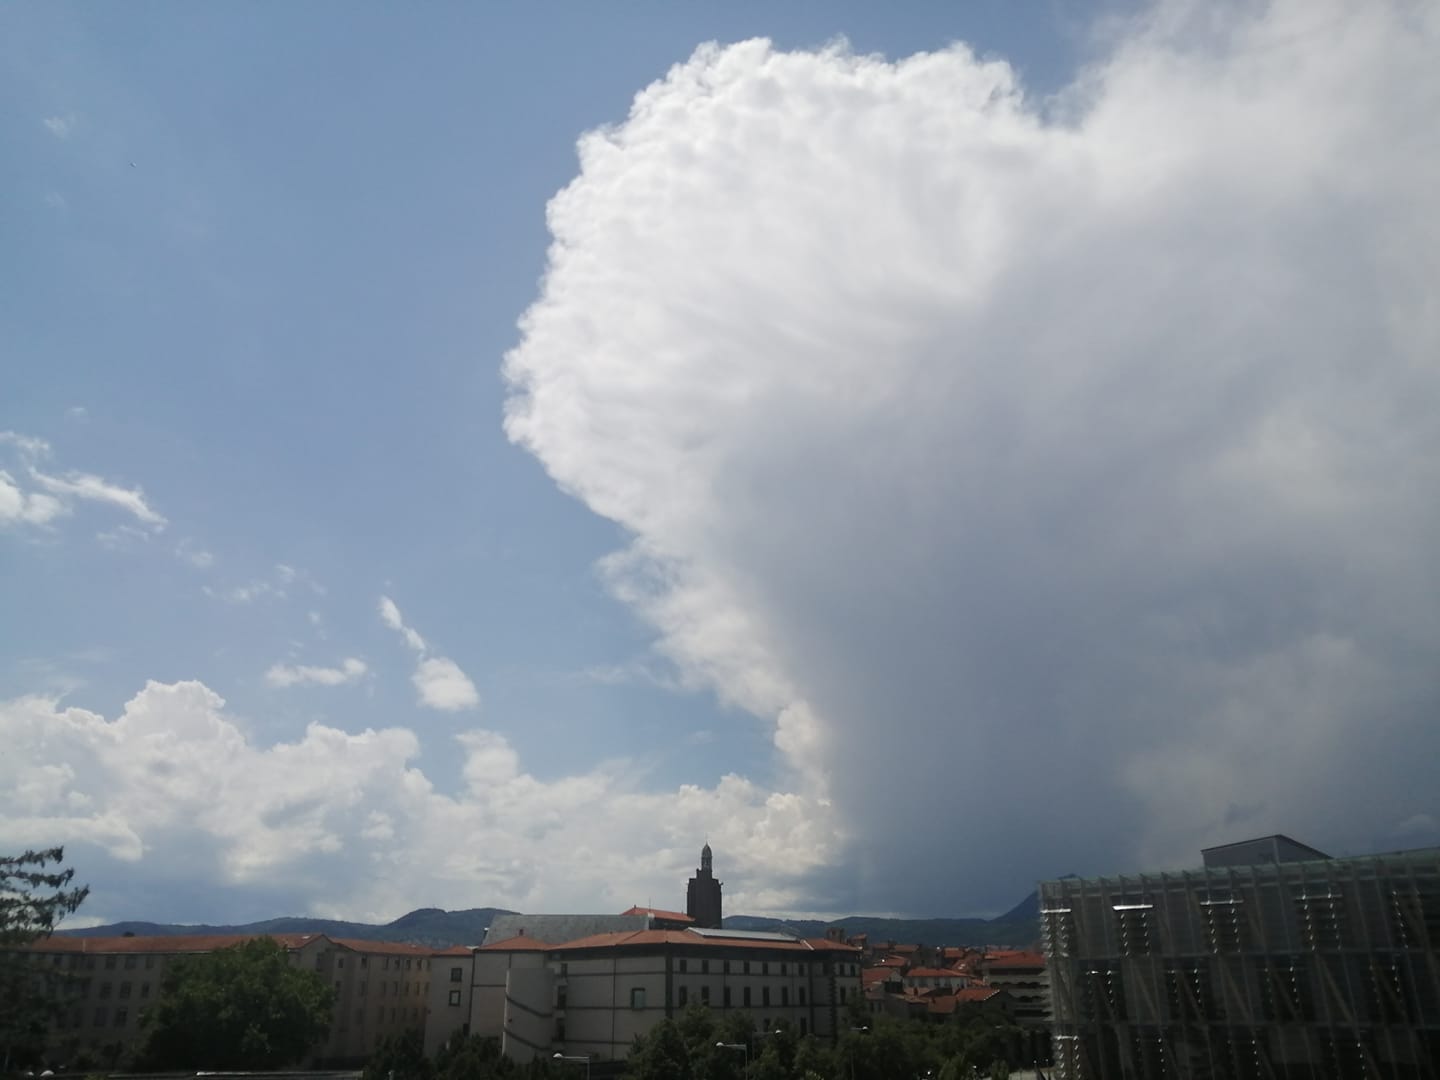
5,0,1439,927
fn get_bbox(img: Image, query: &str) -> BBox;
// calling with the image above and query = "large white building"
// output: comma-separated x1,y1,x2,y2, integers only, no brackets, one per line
426,925,863,1064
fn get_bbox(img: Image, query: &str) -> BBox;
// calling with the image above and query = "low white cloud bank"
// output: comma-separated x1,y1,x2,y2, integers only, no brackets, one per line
378,596,481,712
0,683,835,920
506,0,1440,911
265,657,368,689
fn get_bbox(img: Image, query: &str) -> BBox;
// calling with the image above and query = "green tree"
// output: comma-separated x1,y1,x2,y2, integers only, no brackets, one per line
433,1034,514,1080
365,1028,433,1080
625,1017,690,1080
137,937,334,1069
0,848,89,1071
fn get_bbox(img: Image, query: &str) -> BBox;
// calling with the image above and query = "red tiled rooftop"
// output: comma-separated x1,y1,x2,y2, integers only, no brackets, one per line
478,935,552,951
29,933,321,954
904,966,959,978
981,950,1045,970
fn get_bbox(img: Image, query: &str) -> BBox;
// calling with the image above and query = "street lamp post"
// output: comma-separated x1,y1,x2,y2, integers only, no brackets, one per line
716,1041,749,1074
553,1053,590,1080
848,1025,869,1080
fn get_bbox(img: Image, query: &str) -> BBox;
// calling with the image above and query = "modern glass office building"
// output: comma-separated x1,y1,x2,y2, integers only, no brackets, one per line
1040,838,1440,1079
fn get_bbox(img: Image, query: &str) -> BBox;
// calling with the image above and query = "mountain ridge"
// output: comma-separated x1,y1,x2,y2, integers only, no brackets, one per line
57,892,1042,949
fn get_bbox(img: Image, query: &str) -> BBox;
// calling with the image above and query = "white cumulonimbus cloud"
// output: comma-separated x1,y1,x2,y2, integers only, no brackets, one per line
0,682,835,920
378,596,480,711
505,0,1440,912
264,657,369,689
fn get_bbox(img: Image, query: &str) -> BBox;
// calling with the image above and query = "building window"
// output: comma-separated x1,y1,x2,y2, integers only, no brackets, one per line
743,987,752,1007
701,959,710,974
762,962,769,975
140,984,150,999
104,956,116,970
800,1019,807,1036
448,990,462,1006
338,958,344,969
781,987,789,1006
798,987,805,1005
744,961,751,975
123,955,136,970
99,982,112,999
678,958,688,973
762,987,771,1007
119,982,131,998
557,987,568,1009
723,960,731,974
94,1007,107,1027
631,987,646,1009
115,1007,128,1027
678,986,689,1007
451,966,463,983
724,987,732,1007
779,962,786,975
701,985,710,1005
361,956,368,968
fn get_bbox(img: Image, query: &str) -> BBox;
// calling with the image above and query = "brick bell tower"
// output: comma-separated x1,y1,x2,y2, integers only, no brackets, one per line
685,842,723,928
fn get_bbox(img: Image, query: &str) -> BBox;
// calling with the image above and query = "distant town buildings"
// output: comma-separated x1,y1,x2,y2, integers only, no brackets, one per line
1041,836,1440,1079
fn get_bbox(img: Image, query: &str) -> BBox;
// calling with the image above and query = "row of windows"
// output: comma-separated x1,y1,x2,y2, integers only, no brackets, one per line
44,953,158,971
94,981,152,1000
670,958,860,977
670,984,809,1008
58,1006,134,1030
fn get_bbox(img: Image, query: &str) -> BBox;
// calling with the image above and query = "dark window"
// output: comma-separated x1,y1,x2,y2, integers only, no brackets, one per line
679,958,688,973
99,982,112,999
451,966,463,983
449,990,462,1006
702,959,710,974
123,955,136,970
762,962,769,975
723,960,731,974
115,1007,127,1027
361,956,368,968
631,987,646,1009
724,987,732,1007
119,982,131,999
140,984,150,999
744,987,752,1007
744,961,751,975
94,1007,107,1026
557,987,567,1008
800,1019,808,1036
781,987,789,1006
763,987,771,1006
144,955,155,970
799,987,806,1005
104,956,116,970
678,985,689,1006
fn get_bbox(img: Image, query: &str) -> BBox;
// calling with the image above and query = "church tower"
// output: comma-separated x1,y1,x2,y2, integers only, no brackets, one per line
686,842,723,928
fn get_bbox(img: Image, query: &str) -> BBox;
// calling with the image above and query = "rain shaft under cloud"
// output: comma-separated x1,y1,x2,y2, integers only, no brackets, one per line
505,0,1440,913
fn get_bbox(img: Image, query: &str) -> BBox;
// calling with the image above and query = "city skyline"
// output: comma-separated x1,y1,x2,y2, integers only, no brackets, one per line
4,0,1439,928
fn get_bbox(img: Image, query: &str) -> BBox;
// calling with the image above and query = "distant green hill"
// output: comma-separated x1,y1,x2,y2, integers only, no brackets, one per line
58,907,515,948
59,894,1041,950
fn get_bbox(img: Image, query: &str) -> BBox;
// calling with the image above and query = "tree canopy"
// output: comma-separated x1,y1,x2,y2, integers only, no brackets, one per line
137,936,335,1069
0,848,89,1071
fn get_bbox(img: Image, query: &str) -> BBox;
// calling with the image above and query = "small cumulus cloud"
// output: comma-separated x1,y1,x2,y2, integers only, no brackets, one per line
42,113,76,139
175,539,215,569
412,657,480,712
1,431,164,534
206,564,319,605
378,596,479,712
264,658,368,689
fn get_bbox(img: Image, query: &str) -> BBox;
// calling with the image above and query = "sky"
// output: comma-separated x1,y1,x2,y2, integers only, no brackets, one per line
3,0,1438,928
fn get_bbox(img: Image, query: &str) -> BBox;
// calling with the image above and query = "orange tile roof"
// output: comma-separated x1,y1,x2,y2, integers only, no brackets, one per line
620,906,694,923
433,945,474,957
861,968,896,986
30,933,322,954
32,933,435,957
981,950,1045,970
478,935,552,951
954,987,1004,1003
904,967,960,979
330,937,437,956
